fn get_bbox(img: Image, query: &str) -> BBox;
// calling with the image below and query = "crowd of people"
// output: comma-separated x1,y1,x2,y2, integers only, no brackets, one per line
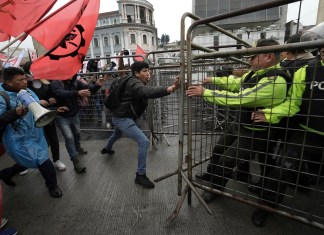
0,32,323,233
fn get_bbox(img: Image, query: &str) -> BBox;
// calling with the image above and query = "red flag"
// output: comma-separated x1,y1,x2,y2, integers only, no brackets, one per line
0,32,9,42
30,0,100,80
0,0,57,38
29,0,89,51
134,44,146,61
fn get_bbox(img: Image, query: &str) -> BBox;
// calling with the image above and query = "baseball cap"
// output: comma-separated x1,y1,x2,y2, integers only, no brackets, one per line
244,38,280,58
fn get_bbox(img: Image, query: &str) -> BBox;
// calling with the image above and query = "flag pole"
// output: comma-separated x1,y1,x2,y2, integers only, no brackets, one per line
0,0,79,53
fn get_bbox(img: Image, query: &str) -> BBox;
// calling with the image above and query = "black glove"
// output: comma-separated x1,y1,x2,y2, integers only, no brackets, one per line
216,66,233,77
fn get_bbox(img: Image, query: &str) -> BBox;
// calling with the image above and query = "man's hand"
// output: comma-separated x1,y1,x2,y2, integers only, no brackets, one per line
49,97,57,105
78,89,91,97
97,76,105,86
40,100,50,107
15,105,28,116
57,106,69,113
167,75,180,93
251,109,267,123
202,77,213,84
186,85,205,97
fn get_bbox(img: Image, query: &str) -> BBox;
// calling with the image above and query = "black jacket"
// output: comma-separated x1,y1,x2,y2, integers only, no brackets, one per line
51,78,101,117
112,76,169,119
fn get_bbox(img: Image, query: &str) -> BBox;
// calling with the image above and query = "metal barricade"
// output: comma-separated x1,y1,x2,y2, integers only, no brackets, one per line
154,0,324,231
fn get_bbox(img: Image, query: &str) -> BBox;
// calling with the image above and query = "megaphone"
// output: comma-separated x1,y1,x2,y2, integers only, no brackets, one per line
17,89,57,127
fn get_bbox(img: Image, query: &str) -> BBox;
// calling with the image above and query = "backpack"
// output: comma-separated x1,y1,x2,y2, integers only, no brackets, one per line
0,91,10,156
104,75,132,110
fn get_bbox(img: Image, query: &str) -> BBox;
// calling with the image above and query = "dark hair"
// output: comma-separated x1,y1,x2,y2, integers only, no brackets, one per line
255,38,280,47
285,33,305,54
2,66,25,82
23,61,32,74
130,61,149,75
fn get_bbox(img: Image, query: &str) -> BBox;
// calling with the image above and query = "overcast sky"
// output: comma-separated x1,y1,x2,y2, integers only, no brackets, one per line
98,0,319,41
1,0,320,49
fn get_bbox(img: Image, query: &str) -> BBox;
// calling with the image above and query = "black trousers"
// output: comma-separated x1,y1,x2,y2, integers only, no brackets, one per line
207,123,274,190
0,159,57,188
260,129,324,207
44,122,60,162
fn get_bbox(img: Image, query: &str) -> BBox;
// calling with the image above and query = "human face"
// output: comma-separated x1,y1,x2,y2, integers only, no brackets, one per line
6,74,27,91
135,68,151,83
320,48,324,61
280,51,288,61
249,53,274,70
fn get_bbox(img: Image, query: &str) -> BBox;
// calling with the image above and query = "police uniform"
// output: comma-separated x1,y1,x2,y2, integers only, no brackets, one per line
260,59,324,207
202,64,288,191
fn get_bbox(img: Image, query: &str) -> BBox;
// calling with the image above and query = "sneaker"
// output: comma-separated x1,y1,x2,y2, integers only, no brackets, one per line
48,185,63,198
100,148,115,155
0,227,18,235
134,173,155,188
54,160,66,171
19,169,28,176
0,173,16,187
1,218,8,229
72,158,86,173
77,147,88,155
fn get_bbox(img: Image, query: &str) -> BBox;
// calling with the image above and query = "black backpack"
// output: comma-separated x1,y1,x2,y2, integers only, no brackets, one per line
0,91,10,143
104,75,132,110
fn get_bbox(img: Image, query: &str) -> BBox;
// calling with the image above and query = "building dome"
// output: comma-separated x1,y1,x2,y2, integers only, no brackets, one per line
87,0,157,64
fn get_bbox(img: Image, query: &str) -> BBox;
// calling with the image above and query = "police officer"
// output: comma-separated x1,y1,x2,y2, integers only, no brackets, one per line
248,32,315,197
251,47,324,227
186,38,289,203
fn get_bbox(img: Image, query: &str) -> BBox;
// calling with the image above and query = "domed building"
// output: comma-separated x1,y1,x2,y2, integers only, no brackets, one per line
87,0,158,62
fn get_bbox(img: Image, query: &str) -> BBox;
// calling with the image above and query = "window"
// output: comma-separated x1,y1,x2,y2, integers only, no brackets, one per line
148,9,152,25
260,32,266,39
93,38,99,48
104,37,109,47
143,35,147,44
139,6,146,24
130,34,136,44
126,4,135,23
213,35,219,50
114,35,120,45
152,37,155,46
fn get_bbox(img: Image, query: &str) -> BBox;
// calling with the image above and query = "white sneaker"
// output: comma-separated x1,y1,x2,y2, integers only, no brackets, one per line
1,218,8,228
54,160,66,171
19,169,28,176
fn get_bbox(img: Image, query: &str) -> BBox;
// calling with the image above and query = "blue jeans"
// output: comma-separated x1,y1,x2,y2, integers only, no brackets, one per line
105,117,149,175
55,114,81,161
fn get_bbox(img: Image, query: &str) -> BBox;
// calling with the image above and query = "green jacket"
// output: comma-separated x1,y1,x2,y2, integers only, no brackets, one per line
263,61,324,135
203,64,287,109
203,64,288,130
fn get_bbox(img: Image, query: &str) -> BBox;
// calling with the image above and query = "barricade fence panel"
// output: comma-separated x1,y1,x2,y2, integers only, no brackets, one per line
185,47,324,229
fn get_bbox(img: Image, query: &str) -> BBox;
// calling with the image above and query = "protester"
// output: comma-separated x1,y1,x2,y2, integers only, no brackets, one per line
0,67,62,198
23,62,66,171
101,61,180,188
51,74,103,173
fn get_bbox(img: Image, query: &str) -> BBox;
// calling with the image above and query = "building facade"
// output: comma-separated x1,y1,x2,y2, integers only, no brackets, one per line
87,0,158,62
192,0,288,49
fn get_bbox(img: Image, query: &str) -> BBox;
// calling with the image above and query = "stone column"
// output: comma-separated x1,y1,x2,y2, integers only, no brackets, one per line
109,34,114,55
